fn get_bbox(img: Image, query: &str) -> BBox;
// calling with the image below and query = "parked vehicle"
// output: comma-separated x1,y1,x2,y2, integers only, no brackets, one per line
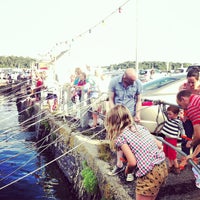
174,68,187,74
138,69,162,82
140,74,186,134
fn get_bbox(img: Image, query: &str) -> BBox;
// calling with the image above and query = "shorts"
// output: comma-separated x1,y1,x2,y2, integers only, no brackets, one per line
90,93,107,112
46,93,57,100
90,97,101,111
136,161,168,197
163,138,177,160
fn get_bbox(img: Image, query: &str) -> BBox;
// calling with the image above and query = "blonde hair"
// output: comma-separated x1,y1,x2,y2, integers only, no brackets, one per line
104,105,133,150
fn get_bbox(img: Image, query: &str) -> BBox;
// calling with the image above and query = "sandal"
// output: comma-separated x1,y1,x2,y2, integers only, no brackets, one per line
193,157,199,165
179,157,187,170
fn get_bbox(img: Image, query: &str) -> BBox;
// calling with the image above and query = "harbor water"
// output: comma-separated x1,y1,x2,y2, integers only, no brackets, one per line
0,96,77,200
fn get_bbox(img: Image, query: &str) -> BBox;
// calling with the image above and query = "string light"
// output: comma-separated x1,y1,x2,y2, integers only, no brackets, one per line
44,0,131,62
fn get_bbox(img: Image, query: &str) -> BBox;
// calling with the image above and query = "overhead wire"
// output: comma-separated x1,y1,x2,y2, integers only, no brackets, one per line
45,0,132,59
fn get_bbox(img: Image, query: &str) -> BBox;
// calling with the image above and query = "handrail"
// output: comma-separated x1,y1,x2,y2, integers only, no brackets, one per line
156,136,200,176
142,98,180,107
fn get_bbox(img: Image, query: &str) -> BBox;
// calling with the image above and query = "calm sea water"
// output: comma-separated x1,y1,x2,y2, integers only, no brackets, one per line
0,96,77,200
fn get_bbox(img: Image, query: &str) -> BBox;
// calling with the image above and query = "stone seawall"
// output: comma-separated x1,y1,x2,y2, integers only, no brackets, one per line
34,104,133,200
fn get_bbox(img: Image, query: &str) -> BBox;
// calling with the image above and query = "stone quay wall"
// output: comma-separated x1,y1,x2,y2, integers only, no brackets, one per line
34,104,133,200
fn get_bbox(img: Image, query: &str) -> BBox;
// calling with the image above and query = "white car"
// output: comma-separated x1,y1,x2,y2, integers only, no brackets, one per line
140,74,186,134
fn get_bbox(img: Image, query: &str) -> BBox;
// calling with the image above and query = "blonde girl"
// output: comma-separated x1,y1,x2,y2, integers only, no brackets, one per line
105,105,168,200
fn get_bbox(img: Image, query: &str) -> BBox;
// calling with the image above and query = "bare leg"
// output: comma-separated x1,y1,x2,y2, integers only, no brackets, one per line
168,158,173,168
136,194,157,200
92,113,98,127
173,158,179,168
173,158,180,174
116,150,123,168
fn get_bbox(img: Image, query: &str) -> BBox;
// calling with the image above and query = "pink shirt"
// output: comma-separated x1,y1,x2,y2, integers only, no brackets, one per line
36,79,43,88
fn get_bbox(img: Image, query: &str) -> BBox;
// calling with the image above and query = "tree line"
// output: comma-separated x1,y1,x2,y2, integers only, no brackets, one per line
0,56,36,69
104,61,193,72
0,55,193,72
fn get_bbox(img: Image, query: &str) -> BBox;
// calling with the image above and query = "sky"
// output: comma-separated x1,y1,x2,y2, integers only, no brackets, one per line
1,0,200,69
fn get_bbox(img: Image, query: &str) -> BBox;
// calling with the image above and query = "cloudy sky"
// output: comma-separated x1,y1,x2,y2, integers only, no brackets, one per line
1,0,200,68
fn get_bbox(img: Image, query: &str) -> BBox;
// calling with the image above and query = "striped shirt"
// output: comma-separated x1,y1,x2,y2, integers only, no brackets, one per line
161,118,185,139
187,94,200,126
115,124,165,177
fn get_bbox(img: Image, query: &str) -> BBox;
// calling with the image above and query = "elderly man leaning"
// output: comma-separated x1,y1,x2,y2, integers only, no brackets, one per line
107,68,143,181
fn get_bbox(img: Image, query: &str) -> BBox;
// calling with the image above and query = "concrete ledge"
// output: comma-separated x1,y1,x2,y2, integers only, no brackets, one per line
37,113,133,200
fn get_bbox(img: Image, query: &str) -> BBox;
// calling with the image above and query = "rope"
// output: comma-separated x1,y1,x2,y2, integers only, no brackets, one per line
0,127,106,191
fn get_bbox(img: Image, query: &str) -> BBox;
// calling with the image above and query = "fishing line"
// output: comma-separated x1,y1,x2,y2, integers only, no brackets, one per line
0,116,52,144
0,107,86,163
0,88,108,189
0,90,158,172
0,119,102,182
0,122,67,177
0,127,65,182
0,79,30,99
0,89,58,125
0,123,59,165
0,109,49,138
0,127,106,190
0,103,80,148
1,83,57,108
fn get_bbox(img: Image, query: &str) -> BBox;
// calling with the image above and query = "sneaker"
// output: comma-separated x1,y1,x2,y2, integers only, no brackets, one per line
126,173,134,182
107,165,125,176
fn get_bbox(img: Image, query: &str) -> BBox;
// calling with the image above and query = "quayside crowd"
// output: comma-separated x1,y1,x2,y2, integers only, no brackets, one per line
2,65,200,200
